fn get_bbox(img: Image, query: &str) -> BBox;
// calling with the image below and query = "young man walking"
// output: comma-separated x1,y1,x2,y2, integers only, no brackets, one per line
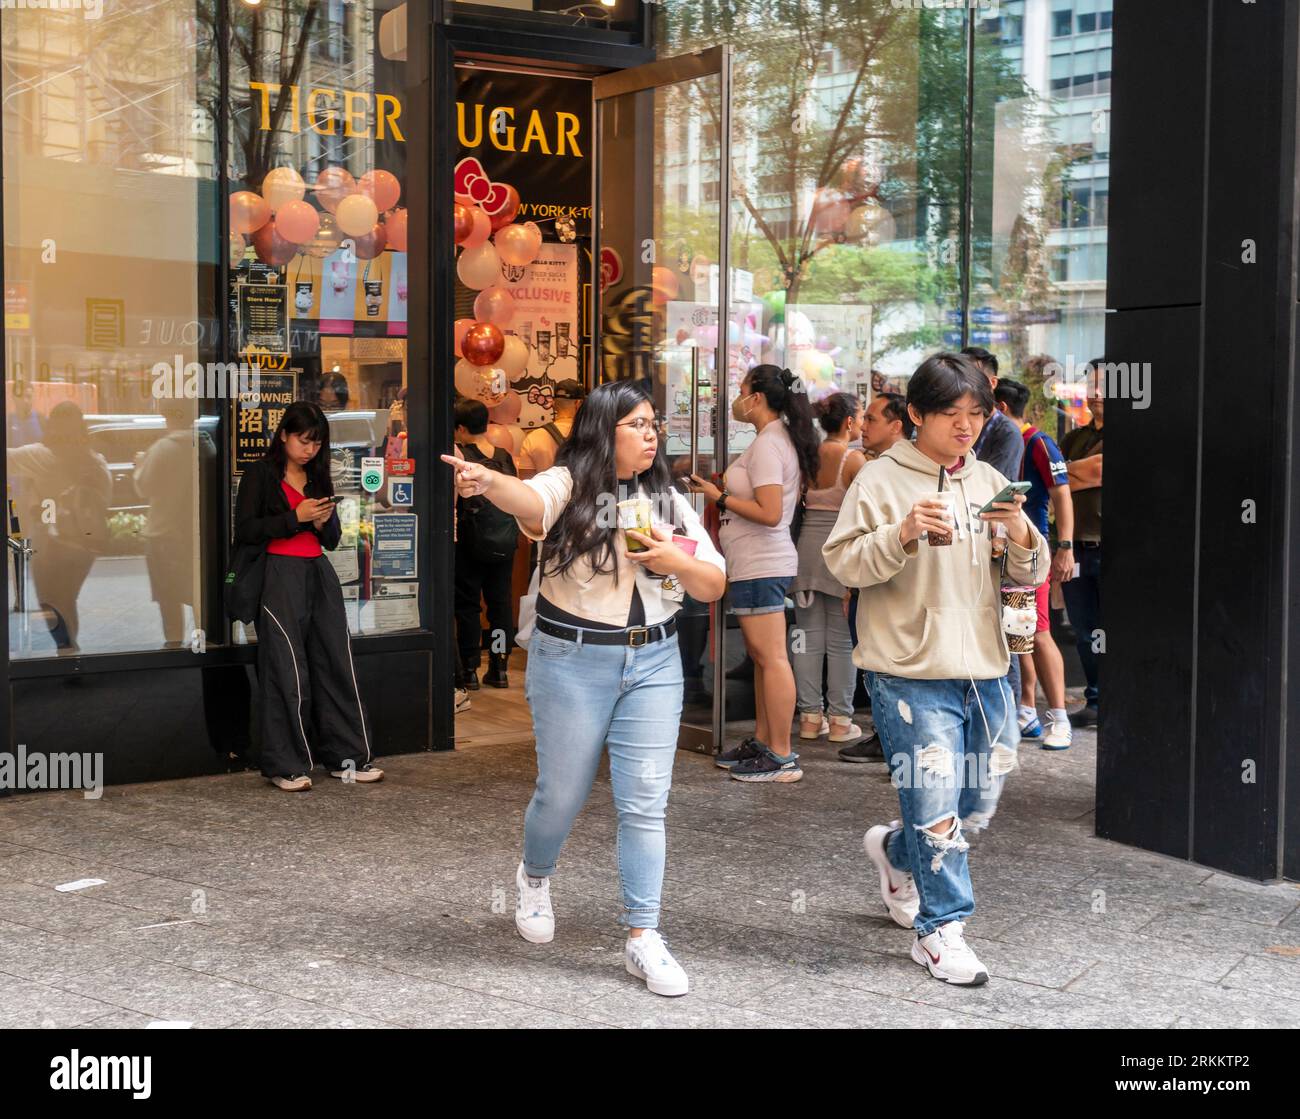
824,353,1047,985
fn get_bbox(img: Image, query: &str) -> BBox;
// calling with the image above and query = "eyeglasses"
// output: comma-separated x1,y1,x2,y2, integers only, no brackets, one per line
615,415,665,437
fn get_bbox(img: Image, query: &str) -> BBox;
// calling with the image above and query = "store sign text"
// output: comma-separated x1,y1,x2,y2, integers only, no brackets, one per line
456,103,583,157
250,82,405,141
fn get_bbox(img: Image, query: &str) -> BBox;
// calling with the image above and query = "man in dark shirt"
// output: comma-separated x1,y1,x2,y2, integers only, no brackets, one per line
962,347,1025,481
1059,360,1104,727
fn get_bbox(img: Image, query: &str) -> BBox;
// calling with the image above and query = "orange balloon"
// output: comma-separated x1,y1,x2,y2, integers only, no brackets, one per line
487,184,520,232
454,318,474,358
315,166,356,214
230,190,270,235
352,222,388,260
454,203,473,245
386,207,409,252
463,206,491,250
462,321,505,367
275,199,320,244
359,169,401,212
252,220,296,265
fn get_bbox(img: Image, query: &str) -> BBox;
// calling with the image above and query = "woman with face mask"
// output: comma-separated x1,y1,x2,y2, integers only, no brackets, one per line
688,365,820,783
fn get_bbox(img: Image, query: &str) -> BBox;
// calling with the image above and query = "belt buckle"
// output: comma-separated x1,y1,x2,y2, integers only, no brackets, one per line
627,626,649,647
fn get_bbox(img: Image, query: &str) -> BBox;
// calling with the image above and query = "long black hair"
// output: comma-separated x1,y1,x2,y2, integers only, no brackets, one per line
745,364,820,487
267,400,335,496
545,379,676,582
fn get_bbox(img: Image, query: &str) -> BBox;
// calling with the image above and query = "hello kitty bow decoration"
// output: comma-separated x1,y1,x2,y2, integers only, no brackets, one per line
454,158,510,218
526,384,554,408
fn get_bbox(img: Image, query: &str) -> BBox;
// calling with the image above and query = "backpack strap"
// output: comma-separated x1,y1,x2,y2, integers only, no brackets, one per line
542,422,566,448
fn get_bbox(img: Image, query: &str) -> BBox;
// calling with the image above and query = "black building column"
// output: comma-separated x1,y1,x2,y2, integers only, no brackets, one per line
1103,0,1300,880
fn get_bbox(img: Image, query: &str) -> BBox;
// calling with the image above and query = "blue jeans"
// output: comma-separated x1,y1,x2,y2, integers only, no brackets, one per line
867,671,1018,936
1060,544,1101,706
523,627,684,929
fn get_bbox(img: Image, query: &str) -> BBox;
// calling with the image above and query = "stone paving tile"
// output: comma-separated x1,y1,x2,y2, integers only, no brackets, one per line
735,974,1013,1029
1135,910,1300,956
0,970,130,1028
1065,960,1300,1029
0,919,134,984
985,914,1246,985
919,974,1171,1029
1207,953,1300,1004
56,959,327,1029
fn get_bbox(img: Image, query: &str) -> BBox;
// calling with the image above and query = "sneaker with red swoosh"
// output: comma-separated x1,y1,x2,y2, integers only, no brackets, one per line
911,921,988,985
863,823,919,928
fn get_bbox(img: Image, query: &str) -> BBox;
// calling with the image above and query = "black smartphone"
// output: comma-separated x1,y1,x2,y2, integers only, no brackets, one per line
977,480,1031,515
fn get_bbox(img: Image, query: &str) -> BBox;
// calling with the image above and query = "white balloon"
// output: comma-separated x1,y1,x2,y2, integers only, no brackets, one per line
457,242,502,290
498,334,529,378
336,193,379,238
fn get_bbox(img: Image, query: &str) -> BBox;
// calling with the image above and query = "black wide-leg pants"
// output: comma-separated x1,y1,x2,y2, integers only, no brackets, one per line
258,553,371,778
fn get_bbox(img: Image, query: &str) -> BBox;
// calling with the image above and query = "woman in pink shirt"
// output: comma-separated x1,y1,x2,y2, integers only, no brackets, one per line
690,365,820,783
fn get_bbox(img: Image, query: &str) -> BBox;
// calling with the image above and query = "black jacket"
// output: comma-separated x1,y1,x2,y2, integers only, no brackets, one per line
234,457,341,552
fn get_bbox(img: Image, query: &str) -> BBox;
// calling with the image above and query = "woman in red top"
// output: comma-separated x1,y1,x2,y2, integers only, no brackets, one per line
234,402,382,791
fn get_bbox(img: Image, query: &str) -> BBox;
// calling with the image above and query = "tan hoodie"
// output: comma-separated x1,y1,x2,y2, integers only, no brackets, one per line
822,439,1047,681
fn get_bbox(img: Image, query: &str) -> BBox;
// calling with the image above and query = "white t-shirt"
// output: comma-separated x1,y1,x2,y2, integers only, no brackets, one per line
718,420,801,582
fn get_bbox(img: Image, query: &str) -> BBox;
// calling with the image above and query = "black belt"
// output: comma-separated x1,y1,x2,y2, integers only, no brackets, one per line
535,615,677,647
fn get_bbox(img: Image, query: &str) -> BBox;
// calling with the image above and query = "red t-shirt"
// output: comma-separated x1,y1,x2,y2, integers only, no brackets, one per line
266,481,323,557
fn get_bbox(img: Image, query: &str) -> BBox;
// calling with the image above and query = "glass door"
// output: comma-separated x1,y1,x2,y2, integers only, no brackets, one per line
592,46,733,753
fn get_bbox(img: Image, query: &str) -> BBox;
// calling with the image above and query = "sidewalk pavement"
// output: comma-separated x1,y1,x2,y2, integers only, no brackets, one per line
1,725,1298,1028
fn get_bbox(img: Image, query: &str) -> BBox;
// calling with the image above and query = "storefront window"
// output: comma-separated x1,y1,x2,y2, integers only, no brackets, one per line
3,1,219,658
658,1,967,405
971,0,1112,435
226,0,420,642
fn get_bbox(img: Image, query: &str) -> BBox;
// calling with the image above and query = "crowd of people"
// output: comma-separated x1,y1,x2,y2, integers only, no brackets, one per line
437,349,1105,995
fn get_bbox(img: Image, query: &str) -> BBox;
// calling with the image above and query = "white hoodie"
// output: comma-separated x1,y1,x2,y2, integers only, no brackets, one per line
822,439,1047,680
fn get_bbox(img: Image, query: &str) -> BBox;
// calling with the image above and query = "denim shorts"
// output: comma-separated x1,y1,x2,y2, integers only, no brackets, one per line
729,576,793,616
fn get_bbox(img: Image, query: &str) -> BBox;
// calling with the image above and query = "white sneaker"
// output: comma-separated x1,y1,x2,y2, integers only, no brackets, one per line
1041,712,1073,751
864,823,919,928
828,716,863,742
625,929,689,997
799,713,829,739
515,861,554,944
911,921,989,985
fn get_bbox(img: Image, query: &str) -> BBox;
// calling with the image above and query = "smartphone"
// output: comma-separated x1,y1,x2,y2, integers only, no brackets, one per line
977,480,1031,515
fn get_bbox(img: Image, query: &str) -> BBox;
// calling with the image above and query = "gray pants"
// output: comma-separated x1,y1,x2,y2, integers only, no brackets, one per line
792,591,856,717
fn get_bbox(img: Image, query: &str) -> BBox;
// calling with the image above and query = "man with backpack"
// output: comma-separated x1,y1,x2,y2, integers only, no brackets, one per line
454,399,520,690
518,379,584,477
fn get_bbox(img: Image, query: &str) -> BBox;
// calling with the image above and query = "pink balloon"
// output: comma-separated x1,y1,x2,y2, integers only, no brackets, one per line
454,317,474,358
315,166,356,214
462,206,491,250
489,389,522,425
521,221,543,260
359,169,401,212
275,199,320,244
252,220,296,265
495,223,536,268
230,190,270,235
486,423,515,453
473,284,516,326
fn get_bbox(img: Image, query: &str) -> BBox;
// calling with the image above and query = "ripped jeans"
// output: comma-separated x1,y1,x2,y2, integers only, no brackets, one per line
866,670,1018,936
